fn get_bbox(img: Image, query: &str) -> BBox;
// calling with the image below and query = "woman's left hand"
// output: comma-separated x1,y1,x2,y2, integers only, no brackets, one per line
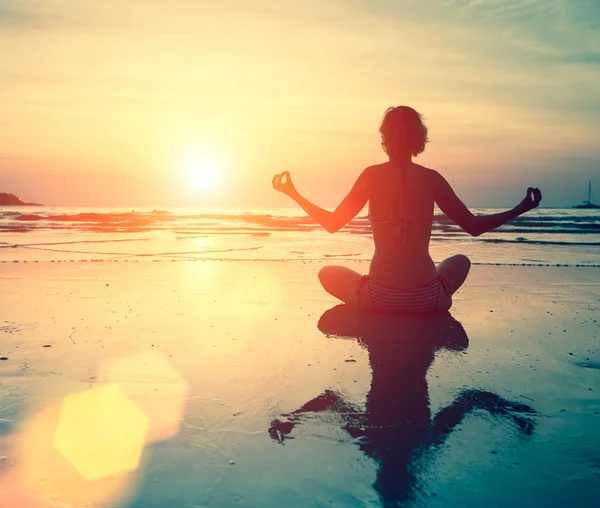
517,187,542,214
272,171,298,198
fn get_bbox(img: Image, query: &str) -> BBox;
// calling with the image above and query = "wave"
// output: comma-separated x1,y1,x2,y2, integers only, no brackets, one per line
3,210,598,235
14,245,264,257
478,238,600,246
3,209,598,222
2,258,599,268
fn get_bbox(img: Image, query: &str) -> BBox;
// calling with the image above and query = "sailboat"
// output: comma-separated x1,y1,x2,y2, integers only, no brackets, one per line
573,179,599,209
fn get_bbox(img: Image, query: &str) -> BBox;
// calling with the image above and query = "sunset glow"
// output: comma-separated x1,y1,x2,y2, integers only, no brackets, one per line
0,0,599,206
184,153,221,191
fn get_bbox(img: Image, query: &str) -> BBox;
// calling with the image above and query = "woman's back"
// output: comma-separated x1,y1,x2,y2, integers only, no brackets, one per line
272,104,541,312
368,161,437,288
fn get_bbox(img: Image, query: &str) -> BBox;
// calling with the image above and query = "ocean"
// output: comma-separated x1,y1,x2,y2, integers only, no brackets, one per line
1,206,599,267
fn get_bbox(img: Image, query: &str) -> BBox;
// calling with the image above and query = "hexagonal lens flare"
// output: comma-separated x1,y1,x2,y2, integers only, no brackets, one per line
14,405,139,507
53,384,149,482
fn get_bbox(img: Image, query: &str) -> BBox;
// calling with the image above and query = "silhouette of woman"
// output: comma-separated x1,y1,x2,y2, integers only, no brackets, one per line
272,106,542,312
268,306,537,506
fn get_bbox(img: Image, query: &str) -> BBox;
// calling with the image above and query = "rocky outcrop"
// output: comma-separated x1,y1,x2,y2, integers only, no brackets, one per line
0,192,43,206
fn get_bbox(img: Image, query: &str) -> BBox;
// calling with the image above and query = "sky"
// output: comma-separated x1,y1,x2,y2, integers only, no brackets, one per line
1,0,599,208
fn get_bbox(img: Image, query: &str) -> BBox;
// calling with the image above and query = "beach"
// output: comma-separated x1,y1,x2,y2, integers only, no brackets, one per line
3,0,600,503
1,260,598,507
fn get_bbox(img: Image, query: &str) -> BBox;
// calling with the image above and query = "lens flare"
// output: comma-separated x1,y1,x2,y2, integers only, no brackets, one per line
52,384,149,482
12,405,139,507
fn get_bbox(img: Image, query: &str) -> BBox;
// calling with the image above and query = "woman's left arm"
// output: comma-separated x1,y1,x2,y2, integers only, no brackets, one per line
273,169,372,233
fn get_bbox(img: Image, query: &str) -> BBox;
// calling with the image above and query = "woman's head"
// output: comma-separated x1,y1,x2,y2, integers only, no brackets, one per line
379,106,428,159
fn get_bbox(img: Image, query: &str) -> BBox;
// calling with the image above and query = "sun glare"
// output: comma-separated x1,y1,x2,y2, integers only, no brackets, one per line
184,154,221,191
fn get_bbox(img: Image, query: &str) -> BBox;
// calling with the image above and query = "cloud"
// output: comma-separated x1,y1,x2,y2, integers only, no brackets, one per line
0,0,598,206
0,0,136,33
337,0,600,149
0,1,43,28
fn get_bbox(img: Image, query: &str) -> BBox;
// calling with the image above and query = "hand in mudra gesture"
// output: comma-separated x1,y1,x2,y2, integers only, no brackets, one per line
518,187,542,213
272,171,298,198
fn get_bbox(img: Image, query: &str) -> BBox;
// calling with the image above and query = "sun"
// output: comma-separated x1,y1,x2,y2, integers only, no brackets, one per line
184,154,220,191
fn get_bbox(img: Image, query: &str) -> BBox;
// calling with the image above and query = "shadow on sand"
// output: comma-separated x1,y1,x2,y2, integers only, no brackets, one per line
269,306,537,506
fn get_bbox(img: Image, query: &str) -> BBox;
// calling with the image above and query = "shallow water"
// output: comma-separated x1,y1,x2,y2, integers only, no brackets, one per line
2,206,599,267
1,262,598,507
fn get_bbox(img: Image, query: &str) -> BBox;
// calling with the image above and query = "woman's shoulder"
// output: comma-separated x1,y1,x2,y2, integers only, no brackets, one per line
365,162,389,172
359,163,388,182
411,162,437,175
412,163,445,186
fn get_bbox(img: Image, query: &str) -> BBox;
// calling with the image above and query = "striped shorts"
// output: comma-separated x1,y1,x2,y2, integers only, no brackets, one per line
357,275,451,314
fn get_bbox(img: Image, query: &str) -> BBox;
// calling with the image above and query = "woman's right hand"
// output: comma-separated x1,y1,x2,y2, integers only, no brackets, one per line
517,187,542,213
272,171,298,198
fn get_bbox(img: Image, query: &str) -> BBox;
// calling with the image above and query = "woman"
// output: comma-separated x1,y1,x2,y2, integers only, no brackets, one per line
272,106,542,313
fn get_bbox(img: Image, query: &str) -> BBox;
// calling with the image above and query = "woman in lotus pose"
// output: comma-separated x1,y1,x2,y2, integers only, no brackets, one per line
272,106,542,313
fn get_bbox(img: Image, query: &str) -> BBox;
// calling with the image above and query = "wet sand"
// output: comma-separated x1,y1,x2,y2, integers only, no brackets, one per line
1,261,599,507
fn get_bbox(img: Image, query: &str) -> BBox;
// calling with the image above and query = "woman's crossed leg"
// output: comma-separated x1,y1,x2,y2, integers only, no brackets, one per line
318,254,471,313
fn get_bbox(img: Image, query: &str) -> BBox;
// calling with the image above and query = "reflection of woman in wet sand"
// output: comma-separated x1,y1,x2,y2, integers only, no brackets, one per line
273,106,542,312
269,306,537,505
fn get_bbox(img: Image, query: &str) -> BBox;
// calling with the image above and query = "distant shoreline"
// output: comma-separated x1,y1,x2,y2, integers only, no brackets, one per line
0,192,43,206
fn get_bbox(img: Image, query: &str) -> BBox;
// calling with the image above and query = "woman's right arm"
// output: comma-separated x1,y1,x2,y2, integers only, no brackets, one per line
431,171,542,237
